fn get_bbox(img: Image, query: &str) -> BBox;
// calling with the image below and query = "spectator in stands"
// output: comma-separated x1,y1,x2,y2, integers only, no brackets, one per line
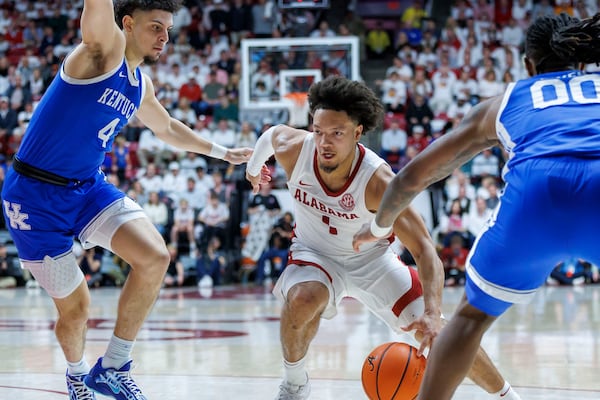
171,96,197,128
199,71,224,115
495,0,513,26
171,197,197,257
251,0,275,39
0,96,17,155
236,121,258,148
407,124,430,153
380,119,407,172
143,191,169,237
212,95,239,124
194,165,215,189
179,176,209,215
366,21,392,59
453,66,479,103
129,180,148,206
386,55,414,83
405,93,434,136
484,180,501,210
137,129,167,169
310,21,336,38
467,196,492,239
378,71,407,114
477,68,504,101
178,73,203,115
446,169,477,201
163,244,185,288
138,162,164,194
210,169,232,204
439,198,471,246
180,151,208,179
470,148,500,184
197,189,230,250
502,17,525,49
111,135,130,184
512,0,533,27
196,235,226,287
446,92,472,122
408,67,433,99
254,211,294,286
430,65,457,116
397,144,419,171
446,184,472,217
211,118,237,149
163,161,188,201
228,0,253,45
440,234,469,286
77,246,105,289
401,0,428,29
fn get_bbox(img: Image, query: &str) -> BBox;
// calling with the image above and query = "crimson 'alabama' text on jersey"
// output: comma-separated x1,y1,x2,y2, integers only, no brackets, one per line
287,134,389,257
16,59,145,180
497,70,600,174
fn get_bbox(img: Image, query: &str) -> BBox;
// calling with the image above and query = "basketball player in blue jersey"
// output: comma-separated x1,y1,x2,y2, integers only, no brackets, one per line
353,13,600,399
1,1,252,399
247,76,521,400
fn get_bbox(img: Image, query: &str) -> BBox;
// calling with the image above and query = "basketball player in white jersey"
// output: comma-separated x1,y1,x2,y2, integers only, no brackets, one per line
246,76,521,400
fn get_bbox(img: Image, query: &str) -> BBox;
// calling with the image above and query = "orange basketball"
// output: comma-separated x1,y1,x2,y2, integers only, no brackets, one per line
361,342,427,400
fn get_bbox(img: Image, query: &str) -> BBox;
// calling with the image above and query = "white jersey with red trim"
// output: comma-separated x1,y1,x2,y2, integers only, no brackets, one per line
287,133,390,257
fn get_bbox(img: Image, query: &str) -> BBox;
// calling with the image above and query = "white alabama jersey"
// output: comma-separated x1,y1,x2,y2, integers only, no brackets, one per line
287,133,390,257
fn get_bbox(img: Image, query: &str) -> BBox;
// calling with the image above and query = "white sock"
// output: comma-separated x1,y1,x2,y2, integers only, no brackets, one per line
102,334,134,369
67,358,90,376
492,381,521,400
283,355,308,386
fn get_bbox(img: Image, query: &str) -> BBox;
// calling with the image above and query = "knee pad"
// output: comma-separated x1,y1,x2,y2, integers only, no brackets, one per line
24,252,84,298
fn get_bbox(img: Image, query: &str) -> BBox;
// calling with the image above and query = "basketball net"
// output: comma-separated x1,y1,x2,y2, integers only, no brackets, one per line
283,92,310,128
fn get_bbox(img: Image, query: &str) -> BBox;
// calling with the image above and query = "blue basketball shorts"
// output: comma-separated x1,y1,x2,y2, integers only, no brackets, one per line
465,157,600,316
1,167,126,262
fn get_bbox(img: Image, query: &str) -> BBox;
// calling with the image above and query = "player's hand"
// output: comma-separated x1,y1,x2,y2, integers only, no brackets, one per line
352,222,379,252
246,164,272,194
224,147,253,165
401,311,442,356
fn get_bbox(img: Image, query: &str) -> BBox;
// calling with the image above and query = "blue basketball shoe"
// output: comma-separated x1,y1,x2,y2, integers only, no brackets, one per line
66,371,96,400
84,357,147,400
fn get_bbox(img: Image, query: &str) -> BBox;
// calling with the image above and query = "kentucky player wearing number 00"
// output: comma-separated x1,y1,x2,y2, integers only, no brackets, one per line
1,1,252,400
352,12,600,400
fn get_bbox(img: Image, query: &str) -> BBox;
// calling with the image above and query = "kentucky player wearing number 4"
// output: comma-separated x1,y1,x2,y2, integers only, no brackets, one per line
246,76,520,400
352,13,600,400
1,1,252,400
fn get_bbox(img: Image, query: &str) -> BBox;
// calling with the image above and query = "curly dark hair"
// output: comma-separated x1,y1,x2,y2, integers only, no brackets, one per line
308,76,384,135
114,0,183,28
526,12,600,73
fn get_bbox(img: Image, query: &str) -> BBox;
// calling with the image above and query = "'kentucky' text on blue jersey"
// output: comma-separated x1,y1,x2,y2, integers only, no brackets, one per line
497,70,600,175
16,59,145,180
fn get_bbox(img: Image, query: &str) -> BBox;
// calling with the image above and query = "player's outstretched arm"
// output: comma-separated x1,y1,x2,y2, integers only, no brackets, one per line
353,97,501,251
136,75,252,165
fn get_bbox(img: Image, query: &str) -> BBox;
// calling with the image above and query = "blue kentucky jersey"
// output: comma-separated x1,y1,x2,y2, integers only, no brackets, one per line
497,70,600,173
16,59,145,180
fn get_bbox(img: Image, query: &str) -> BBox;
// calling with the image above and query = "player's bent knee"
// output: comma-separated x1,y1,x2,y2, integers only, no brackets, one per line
286,282,329,314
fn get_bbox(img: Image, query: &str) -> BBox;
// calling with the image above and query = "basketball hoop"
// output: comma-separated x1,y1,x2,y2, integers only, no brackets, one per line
283,92,310,128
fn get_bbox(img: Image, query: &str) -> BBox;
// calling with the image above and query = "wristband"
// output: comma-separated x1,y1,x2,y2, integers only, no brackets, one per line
370,218,393,238
209,143,228,160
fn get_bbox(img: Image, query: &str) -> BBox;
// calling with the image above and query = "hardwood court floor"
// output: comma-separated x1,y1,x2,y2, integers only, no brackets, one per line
0,283,598,399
